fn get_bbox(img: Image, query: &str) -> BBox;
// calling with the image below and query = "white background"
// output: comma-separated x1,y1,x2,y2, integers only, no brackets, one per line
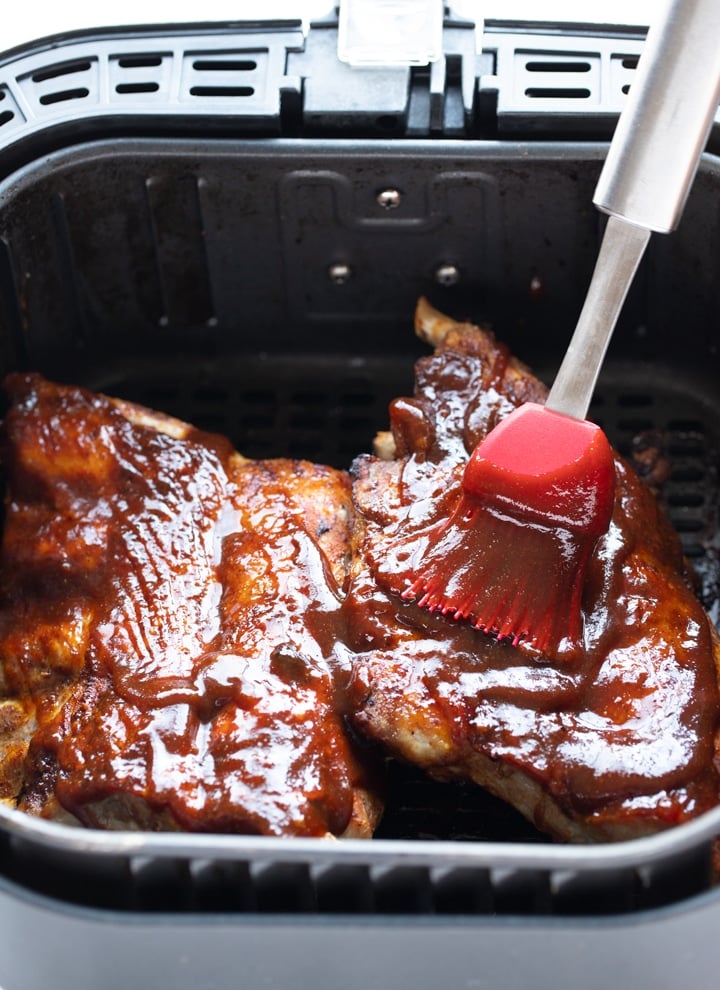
2,2,660,54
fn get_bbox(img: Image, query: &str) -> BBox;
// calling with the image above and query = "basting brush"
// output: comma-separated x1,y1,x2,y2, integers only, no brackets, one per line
393,0,720,652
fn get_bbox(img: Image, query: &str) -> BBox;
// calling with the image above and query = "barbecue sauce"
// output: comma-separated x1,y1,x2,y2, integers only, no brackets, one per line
345,319,720,833
0,374,374,837
1,294,720,843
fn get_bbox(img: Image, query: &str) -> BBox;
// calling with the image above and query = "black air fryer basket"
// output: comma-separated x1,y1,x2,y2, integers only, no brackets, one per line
1,10,720,990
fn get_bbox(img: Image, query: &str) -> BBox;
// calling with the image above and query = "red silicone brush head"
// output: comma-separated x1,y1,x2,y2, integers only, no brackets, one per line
389,403,616,653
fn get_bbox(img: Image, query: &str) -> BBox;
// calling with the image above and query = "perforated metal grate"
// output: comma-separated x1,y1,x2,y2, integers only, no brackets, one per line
97,353,416,469
590,383,720,622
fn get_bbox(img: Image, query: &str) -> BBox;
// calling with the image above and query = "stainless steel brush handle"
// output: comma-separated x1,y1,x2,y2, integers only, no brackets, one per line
547,0,720,420
594,0,720,233
546,217,650,420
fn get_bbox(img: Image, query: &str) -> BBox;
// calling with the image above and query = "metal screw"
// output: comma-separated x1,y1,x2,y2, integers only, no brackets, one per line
328,262,352,285
434,263,461,287
376,188,402,210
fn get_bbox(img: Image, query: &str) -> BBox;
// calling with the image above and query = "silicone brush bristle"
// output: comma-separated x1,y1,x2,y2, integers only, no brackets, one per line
385,403,616,653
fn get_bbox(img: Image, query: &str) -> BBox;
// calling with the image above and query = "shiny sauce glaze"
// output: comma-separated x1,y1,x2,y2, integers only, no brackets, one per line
1,306,719,843
0,374,374,837
346,323,720,833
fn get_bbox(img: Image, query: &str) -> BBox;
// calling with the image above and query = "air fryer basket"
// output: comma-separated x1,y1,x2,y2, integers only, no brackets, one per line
1,12,720,990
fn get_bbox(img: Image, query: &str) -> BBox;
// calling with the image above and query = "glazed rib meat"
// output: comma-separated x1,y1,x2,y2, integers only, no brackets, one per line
345,298,720,842
0,373,381,837
1,301,719,845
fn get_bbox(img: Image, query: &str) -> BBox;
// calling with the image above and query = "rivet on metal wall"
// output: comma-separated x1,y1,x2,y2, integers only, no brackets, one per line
376,188,402,210
328,262,352,284
434,263,461,286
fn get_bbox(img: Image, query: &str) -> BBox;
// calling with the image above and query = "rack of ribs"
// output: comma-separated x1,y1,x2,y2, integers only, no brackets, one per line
0,373,381,836
0,298,719,843
345,298,720,842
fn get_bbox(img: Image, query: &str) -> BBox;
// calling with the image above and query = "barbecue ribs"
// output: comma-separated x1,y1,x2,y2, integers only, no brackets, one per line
0,373,381,837
345,298,720,842
0,299,719,844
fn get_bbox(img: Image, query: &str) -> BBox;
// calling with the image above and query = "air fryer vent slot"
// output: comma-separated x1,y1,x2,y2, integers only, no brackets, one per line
193,58,258,71
39,88,90,107
0,87,19,130
109,52,171,100
495,34,645,132
524,87,591,99
181,51,267,102
189,86,255,98
525,60,592,73
115,83,160,95
19,57,98,115
611,51,641,98
522,56,594,100
516,50,600,106
30,59,94,83
117,56,164,69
